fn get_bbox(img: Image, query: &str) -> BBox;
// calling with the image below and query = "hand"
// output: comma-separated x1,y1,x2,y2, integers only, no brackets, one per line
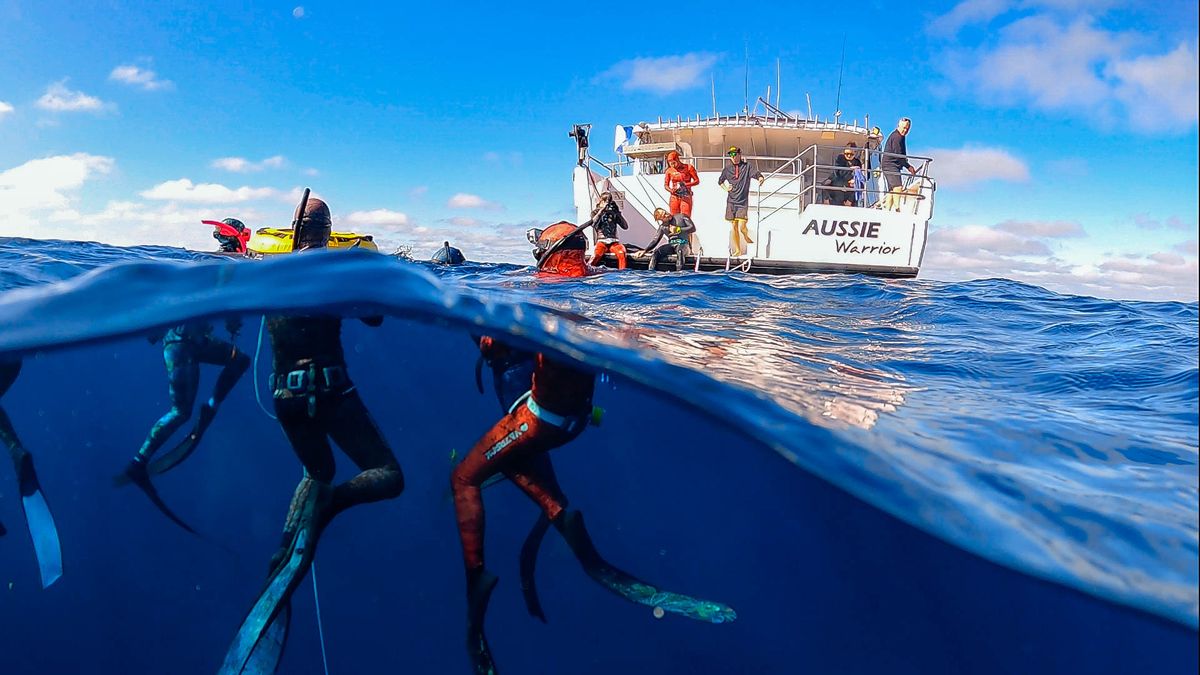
758,176,765,184
720,182,732,192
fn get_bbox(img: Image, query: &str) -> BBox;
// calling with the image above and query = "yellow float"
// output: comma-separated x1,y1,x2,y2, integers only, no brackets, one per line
246,227,379,256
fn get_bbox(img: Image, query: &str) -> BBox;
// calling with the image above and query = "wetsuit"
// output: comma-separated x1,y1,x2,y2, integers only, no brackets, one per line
664,160,700,217
454,336,737,674
433,245,466,265
644,214,696,272
1,358,63,588
587,202,630,270
267,314,404,520
133,320,249,466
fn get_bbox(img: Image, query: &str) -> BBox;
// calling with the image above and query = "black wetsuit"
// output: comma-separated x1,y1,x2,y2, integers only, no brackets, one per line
592,202,629,241
644,214,696,271
267,314,403,519
134,321,249,462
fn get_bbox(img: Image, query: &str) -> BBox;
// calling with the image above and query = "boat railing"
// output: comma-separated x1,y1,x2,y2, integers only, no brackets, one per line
791,143,936,213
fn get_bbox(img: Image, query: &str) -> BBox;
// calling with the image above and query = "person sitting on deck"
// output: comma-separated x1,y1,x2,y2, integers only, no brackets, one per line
586,192,630,269
822,143,863,206
637,207,696,272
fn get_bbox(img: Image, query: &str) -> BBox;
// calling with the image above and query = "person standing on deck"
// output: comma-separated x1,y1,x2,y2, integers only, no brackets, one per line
882,118,918,198
717,146,763,257
664,150,699,217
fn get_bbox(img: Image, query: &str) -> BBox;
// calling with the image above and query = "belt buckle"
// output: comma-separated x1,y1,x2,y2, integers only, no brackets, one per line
285,370,306,391
322,366,346,388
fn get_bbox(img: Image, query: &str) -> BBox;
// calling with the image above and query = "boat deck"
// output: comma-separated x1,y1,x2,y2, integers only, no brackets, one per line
595,253,919,278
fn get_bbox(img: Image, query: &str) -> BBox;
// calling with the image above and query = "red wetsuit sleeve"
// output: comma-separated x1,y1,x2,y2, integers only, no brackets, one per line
685,165,700,187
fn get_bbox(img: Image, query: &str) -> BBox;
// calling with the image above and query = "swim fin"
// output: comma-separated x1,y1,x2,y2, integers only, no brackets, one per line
555,510,736,624
14,450,63,589
120,458,199,534
465,567,499,675
148,403,217,477
474,356,485,395
220,479,328,675
0,518,7,537
518,513,553,623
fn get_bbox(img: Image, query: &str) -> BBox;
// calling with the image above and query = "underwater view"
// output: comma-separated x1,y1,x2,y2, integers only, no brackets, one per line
0,239,1197,674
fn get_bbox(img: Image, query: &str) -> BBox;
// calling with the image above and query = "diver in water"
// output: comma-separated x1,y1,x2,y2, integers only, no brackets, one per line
219,192,405,675
529,221,595,278
208,217,251,254
116,317,250,532
638,207,696,272
585,192,630,270
0,358,64,589
432,241,467,265
455,334,737,674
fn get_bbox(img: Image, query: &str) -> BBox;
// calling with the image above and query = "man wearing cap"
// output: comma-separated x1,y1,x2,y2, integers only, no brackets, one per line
663,150,699,217
717,146,764,257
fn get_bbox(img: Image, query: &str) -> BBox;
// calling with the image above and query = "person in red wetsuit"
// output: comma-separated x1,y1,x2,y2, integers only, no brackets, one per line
529,221,593,277
453,335,737,674
663,150,700,216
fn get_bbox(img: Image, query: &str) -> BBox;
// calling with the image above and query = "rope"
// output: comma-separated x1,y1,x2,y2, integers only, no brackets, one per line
312,561,331,675
253,316,277,420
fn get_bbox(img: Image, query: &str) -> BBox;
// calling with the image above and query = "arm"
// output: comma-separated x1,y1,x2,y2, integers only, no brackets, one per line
674,215,696,236
615,209,629,230
663,171,673,191
684,166,700,188
641,227,665,254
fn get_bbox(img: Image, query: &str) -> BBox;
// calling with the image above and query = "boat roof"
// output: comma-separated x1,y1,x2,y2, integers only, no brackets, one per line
625,112,877,162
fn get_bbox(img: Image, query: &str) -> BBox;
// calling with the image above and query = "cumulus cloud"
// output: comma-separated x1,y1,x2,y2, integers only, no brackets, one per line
995,219,1085,238
211,155,287,173
1173,239,1198,257
0,153,115,234
0,101,12,117
928,0,1009,37
447,192,501,210
600,53,720,94
140,179,279,203
108,64,173,91
926,146,1030,188
933,9,1199,133
1133,214,1190,230
36,80,109,113
924,219,1197,301
344,209,409,226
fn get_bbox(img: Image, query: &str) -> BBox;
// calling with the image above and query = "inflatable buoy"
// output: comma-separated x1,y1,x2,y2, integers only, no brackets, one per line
247,228,379,256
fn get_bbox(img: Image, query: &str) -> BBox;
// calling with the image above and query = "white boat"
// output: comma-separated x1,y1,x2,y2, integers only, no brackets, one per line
569,101,935,277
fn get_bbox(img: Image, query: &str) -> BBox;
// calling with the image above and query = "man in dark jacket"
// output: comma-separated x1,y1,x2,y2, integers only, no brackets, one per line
882,118,918,194
638,207,696,271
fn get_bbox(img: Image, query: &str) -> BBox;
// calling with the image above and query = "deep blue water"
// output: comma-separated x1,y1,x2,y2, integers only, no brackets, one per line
0,237,1197,674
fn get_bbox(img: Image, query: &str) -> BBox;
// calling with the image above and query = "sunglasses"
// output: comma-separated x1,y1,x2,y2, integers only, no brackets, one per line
727,151,740,157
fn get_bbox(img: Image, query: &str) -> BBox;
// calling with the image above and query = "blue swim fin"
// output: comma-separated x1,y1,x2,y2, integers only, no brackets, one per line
15,452,63,589
220,480,326,674
519,513,552,623
556,510,736,624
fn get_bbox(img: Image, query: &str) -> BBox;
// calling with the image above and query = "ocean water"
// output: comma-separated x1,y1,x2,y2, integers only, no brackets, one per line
0,237,1196,674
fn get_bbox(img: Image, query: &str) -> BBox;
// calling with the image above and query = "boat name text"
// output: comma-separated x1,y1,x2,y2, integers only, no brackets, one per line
803,219,882,238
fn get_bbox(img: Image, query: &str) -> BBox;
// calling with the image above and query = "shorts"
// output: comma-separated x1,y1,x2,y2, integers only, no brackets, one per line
725,202,748,221
884,169,907,191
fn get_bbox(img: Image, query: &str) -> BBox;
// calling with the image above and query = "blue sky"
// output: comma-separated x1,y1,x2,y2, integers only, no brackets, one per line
0,0,1196,300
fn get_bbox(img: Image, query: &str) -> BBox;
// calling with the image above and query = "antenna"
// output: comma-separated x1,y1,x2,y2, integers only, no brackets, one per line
834,34,846,120
776,58,781,108
806,92,812,120
711,73,717,118
743,42,749,114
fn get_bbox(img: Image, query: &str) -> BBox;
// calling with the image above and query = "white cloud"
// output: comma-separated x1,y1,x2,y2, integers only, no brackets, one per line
924,220,1197,301
292,6,305,18
1132,214,1190,230
409,185,428,198
140,178,279,203
447,192,501,210
934,11,1198,133
445,216,481,227
108,64,173,91
0,101,13,117
211,155,287,173
995,219,1085,238
926,146,1030,188
600,53,719,94
36,80,109,113
928,0,1009,37
344,208,409,226
1173,239,1198,257
0,154,115,234
303,167,319,177
1108,42,1200,133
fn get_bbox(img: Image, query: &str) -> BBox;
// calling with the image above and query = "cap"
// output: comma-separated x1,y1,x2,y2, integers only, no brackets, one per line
727,146,741,156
